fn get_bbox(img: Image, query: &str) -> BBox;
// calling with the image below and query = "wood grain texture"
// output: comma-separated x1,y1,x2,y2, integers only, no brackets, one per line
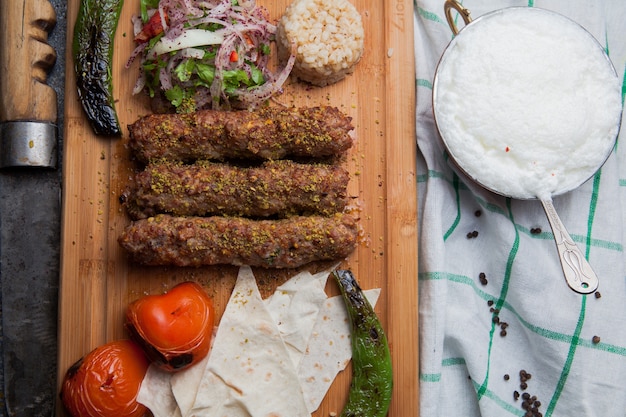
0,0,57,122
56,1,418,415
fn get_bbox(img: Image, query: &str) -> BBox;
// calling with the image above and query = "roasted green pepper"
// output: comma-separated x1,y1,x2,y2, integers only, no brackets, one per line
73,0,123,136
333,269,393,417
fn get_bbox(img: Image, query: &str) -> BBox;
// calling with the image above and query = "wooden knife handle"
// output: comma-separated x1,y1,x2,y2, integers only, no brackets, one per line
0,0,58,123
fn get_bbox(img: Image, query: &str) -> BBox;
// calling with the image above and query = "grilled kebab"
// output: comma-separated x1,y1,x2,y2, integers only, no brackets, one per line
118,213,359,269
127,106,354,163
122,159,350,220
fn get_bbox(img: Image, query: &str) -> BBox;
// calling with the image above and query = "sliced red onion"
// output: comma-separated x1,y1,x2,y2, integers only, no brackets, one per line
130,0,292,109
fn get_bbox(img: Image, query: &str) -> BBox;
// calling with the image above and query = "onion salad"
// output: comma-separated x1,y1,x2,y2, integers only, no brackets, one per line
127,0,296,112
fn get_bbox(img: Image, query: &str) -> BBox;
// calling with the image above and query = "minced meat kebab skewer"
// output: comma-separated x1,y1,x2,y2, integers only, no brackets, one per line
127,106,354,163
121,159,350,220
118,213,359,269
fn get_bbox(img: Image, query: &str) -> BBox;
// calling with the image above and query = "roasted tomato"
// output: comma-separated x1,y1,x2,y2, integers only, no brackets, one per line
125,281,215,372
60,339,149,417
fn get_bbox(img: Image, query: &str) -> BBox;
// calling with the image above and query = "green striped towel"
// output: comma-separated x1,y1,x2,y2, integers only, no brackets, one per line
415,1,626,416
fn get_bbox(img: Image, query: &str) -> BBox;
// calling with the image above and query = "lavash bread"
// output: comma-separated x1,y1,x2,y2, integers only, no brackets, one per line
277,0,364,87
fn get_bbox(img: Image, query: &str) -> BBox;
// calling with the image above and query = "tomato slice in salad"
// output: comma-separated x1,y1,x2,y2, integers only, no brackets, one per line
134,9,168,43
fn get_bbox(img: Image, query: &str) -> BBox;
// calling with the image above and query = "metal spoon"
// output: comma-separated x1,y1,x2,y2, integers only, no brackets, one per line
541,199,598,293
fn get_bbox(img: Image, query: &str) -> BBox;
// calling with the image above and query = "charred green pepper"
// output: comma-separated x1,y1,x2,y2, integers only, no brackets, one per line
73,0,123,136
333,269,393,417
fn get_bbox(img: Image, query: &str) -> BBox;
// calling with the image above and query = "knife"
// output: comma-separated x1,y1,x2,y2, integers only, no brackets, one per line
0,0,60,415
0,0,58,168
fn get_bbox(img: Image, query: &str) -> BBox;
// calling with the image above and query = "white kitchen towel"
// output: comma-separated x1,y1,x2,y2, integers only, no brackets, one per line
415,1,626,416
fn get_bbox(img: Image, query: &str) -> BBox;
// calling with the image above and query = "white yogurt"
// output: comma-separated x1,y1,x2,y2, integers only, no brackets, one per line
433,7,622,200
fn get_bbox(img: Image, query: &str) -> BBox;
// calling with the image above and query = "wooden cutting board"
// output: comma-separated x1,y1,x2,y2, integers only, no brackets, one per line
56,1,418,416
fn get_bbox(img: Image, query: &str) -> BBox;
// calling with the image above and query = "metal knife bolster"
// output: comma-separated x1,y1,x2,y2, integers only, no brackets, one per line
0,122,58,168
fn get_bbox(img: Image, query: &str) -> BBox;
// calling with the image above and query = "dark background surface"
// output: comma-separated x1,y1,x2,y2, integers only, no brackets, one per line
1,0,67,415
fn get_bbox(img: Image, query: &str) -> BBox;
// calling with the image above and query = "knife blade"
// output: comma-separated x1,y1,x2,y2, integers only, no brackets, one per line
0,0,58,168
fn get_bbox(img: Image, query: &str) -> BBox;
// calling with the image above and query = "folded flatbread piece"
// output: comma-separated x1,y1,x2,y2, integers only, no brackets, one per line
187,265,310,417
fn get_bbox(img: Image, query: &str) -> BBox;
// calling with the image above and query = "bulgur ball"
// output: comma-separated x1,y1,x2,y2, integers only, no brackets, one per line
277,0,364,87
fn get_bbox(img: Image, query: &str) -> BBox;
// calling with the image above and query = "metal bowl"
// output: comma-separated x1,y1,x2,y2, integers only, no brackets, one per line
431,1,624,293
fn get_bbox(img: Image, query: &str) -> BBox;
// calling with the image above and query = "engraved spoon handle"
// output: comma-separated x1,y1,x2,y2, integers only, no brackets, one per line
541,199,599,294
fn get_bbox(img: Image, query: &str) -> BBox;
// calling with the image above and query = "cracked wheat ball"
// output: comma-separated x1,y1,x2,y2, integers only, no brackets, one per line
277,0,364,86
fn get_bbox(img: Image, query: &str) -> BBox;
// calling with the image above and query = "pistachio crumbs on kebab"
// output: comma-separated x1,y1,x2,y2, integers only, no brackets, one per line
127,105,354,163
121,159,350,220
118,213,359,269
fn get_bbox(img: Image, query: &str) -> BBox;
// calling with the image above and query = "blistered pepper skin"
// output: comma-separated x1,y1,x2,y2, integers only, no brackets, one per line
334,269,393,417
73,0,123,136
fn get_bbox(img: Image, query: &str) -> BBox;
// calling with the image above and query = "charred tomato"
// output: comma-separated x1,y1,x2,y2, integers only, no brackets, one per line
125,281,215,372
60,339,149,417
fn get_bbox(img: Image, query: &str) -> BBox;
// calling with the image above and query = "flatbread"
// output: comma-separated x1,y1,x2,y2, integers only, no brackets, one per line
171,353,209,416
186,265,310,417
298,288,380,412
137,364,181,417
264,266,334,367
